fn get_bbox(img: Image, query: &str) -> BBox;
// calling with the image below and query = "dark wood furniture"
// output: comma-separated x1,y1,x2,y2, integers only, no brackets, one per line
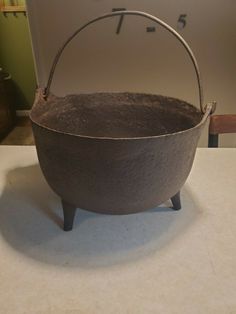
0,70,16,140
208,115,236,147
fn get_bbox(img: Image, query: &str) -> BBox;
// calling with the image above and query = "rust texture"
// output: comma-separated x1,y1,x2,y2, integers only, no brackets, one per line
30,91,207,229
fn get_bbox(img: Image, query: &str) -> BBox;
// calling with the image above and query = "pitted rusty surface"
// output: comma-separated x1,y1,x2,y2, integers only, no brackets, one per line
31,92,202,138
30,92,207,215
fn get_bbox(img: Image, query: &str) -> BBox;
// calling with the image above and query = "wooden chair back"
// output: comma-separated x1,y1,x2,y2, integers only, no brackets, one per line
208,114,236,147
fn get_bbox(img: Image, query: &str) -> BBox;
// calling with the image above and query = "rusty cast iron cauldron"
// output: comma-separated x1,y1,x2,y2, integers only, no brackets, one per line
30,11,216,231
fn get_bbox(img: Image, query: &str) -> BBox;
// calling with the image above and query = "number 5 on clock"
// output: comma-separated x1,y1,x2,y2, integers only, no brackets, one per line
177,14,187,30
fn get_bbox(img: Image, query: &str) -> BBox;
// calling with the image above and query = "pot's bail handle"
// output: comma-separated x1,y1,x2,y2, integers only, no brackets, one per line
43,10,216,114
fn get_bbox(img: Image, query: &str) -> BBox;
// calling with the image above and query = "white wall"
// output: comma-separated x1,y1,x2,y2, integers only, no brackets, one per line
27,0,236,147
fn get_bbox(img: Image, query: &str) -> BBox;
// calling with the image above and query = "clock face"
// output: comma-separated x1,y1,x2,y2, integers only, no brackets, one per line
27,0,236,146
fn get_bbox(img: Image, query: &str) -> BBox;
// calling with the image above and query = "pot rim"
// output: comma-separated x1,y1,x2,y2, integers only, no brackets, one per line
30,89,212,141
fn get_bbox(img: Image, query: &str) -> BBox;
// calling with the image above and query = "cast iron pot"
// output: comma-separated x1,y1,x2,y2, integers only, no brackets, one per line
30,11,215,231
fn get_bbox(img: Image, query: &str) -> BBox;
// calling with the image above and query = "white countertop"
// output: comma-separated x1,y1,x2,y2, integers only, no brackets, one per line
0,147,235,314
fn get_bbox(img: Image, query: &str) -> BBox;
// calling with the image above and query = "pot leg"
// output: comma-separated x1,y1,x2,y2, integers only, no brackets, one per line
62,200,77,231
171,191,181,210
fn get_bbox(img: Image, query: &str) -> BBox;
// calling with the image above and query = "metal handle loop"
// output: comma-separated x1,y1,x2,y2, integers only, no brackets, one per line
44,10,204,113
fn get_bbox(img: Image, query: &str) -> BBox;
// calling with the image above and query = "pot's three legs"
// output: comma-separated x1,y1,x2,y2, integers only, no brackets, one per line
61,192,181,231
171,191,181,210
62,200,77,231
